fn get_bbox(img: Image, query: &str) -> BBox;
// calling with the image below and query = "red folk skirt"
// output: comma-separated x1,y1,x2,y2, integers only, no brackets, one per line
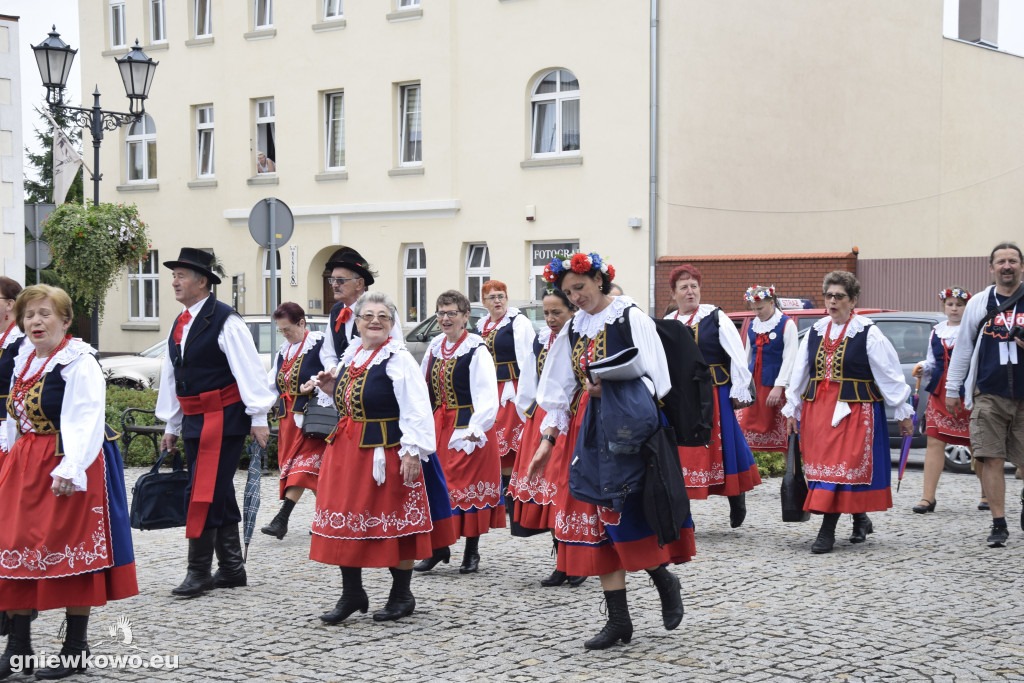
736,383,788,453
276,413,324,499
434,407,505,538
493,380,525,470
0,434,138,610
509,406,569,531
924,373,971,447
678,386,762,499
309,418,434,568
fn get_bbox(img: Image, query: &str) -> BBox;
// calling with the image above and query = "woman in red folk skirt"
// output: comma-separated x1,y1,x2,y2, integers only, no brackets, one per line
308,292,450,624
0,285,137,679
910,287,983,514
736,285,799,454
508,288,585,586
415,290,503,575
261,302,327,540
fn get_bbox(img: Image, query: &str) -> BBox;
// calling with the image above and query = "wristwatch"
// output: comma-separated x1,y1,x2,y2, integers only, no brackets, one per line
541,434,557,446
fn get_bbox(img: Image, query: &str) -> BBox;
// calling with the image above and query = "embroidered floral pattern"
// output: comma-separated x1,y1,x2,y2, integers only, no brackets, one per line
804,406,874,485
279,449,323,479
507,471,558,504
312,484,431,537
449,479,501,509
925,399,970,438
683,461,726,488
554,509,607,542
495,422,524,456
0,525,109,577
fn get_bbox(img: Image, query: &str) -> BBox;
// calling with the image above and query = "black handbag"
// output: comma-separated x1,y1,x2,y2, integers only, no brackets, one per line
130,449,189,530
641,424,691,547
302,402,340,440
780,434,811,522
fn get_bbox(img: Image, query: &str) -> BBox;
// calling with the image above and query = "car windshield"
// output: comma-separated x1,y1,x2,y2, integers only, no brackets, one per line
247,320,329,354
873,320,933,364
139,340,167,358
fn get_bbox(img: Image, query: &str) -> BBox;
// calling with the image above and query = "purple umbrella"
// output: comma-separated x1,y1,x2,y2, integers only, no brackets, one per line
896,376,922,492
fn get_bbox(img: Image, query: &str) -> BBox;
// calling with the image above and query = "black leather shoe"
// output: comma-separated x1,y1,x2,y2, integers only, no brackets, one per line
0,613,33,679
728,493,747,529
540,570,567,587
260,515,288,540
413,546,450,572
35,614,89,680
979,500,990,511
319,591,369,624
584,590,633,650
567,575,588,587
811,530,835,554
912,499,936,514
212,525,247,588
459,552,480,574
372,597,416,622
850,514,873,543
648,567,684,630
987,524,1009,547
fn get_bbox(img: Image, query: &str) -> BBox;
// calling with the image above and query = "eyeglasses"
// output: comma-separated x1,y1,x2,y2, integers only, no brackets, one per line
823,292,849,301
436,310,464,319
358,313,393,323
327,277,360,285
483,294,506,302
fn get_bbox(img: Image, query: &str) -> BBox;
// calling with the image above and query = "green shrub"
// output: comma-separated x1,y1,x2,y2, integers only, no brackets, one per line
753,450,786,478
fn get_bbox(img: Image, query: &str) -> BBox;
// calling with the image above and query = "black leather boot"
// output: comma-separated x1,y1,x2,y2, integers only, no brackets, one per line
647,565,684,630
459,536,480,574
35,614,89,680
412,546,450,572
541,539,567,586
501,473,514,520
373,568,416,622
171,528,216,597
850,513,873,543
811,513,840,554
212,524,247,588
584,589,633,650
728,493,747,528
320,567,368,624
261,498,295,540
0,613,32,680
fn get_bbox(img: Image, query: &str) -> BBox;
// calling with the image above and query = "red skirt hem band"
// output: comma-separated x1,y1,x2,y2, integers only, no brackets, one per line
0,562,139,612
556,529,696,577
804,488,892,515
685,469,762,499
309,533,433,567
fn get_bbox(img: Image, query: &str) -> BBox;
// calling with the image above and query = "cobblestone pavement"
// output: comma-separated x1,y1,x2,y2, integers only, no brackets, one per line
23,458,1024,682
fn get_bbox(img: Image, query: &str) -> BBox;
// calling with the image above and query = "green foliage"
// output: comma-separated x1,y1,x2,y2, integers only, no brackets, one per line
24,106,84,205
44,202,151,317
752,450,787,478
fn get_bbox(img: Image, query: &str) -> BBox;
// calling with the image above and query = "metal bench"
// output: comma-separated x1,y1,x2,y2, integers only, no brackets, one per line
120,407,166,461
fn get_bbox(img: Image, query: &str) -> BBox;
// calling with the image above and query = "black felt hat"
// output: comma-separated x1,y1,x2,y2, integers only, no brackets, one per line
163,247,223,285
325,248,376,286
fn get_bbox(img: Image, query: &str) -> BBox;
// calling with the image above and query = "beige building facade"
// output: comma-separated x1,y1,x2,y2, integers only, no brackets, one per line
75,1,1024,352
0,14,23,284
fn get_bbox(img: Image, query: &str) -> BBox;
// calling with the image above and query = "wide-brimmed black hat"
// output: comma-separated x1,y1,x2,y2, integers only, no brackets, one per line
326,248,375,286
163,247,222,285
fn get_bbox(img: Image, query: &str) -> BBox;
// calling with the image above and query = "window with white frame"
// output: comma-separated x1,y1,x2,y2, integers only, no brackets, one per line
194,0,213,37
110,0,126,49
196,105,214,177
399,83,422,166
399,0,420,7
126,114,157,182
255,98,276,172
531,69,580,157
403,245,427,323
324,0,343,19
465,243,490,303
128,250,160,321
325,92,345,169
530,240,579,300
254,0,273,28
150,0,167,43
263,250,282,314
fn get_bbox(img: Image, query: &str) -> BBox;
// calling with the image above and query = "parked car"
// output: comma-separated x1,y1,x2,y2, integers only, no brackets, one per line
404,302,547,363
728,307,891,339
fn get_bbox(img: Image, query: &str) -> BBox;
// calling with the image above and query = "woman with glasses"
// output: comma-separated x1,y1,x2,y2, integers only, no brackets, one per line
306,291,450,623
666,264,760,528
475,280,536,522
261,302,327,540
414,290,502,575
783,271,914,554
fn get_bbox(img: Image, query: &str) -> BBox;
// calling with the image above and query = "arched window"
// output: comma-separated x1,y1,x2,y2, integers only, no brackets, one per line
531,69,579,157
126,114,157,182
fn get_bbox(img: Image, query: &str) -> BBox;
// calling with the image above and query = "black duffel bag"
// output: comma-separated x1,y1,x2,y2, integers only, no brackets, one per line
780,434,810,523
641,424,691,547
130,449,189,530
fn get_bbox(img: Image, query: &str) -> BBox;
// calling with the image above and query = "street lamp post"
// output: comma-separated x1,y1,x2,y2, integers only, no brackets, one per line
32,26,158,348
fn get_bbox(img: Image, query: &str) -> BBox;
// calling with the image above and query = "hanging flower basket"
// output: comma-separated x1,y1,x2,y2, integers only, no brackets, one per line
44,202,152,316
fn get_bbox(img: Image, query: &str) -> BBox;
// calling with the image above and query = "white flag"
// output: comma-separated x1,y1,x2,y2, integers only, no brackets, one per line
44,111,83,205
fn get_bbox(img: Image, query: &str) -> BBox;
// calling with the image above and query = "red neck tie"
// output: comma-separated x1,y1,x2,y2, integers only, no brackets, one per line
173,309,193,345
334,306,352,332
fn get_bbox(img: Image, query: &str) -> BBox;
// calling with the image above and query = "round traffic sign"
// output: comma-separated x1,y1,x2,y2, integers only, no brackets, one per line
248,197,294,249
25,240,52,270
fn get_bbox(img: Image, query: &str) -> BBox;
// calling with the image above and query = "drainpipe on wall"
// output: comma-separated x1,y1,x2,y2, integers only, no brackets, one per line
648,0,659,314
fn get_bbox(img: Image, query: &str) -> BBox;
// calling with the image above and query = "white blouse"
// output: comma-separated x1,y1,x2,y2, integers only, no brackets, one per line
0,326,25,453
476,307,537,406
266,331,327,428
744,309,800,388
515,326,554,421
420,332,499,454
915,320,960,387
665,304,753,401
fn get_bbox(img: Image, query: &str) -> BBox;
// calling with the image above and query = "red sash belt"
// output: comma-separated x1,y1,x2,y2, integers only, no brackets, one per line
178,382,243,538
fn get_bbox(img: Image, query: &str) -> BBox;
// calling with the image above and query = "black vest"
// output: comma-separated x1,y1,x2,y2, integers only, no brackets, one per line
275,335,326,416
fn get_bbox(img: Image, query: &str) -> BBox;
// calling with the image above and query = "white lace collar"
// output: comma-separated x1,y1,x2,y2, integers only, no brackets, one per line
476,306,521,334
537,326,555,347
1,324,24,349
665,303,716,326
341,337,404,369
811,314,870,339
934,320,961,340
277,330,324,360
13,337,94,376
572,295,634,339
750,309,783,335
427,331,484,360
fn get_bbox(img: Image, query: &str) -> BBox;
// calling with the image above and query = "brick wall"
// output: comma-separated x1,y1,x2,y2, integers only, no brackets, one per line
654,251,859,316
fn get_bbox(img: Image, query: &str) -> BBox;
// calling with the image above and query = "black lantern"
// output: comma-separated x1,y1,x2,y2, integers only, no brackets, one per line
31,25,77,107
115,40,158,115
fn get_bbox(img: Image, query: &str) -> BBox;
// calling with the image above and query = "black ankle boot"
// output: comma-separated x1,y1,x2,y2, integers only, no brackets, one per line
413,546,450,572
261,498,295,540
35,614,89,680
728,493,747,528
850,513,873,543
320,567,368,624
501,473,514,520
541,539,566,586
647,566,684,630
812,513,840,554
171,528,216,597
373,568,416,622
460,536,480,574
212,524,247,588
584,589,633,650
0,613,33,680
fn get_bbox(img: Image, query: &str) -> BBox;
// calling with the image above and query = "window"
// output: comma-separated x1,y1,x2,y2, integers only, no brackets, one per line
110,1,126,49
465,243,490,303
196,105,214,177
324,0,343,19
263,249,282,314
530,240,579,300
129,250,160,321
255,98,276,173
399,0,420,7
404,245,427,323
958,0,999,47
255,0,273,28
325,92,345,169
194,0,213,37
150,0,167,43
399,83,422,166
126,114,157,182
531,69,580,157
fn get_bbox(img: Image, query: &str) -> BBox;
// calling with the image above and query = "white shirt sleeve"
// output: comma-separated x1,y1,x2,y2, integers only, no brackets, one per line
866,325,914,420
220,314,278,428
387,349,436,460
776,318,800,388
515,344,539,420
155,351,182,435
49,356,106,491
513,315,536,375
781,333,811,420
718,309,753,402
267,351,281,397
449,347,499,453
320,330,339,371
917,330,937,386
946,290,987,405
536,325,574,435
629,307,671,399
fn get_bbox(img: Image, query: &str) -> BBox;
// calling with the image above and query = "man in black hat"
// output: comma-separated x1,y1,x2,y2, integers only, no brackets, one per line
156,247,276,598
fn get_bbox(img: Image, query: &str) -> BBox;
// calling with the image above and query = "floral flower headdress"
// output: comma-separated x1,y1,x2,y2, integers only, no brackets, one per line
939,287,971,302
744,285,776,302
542,252,615,284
